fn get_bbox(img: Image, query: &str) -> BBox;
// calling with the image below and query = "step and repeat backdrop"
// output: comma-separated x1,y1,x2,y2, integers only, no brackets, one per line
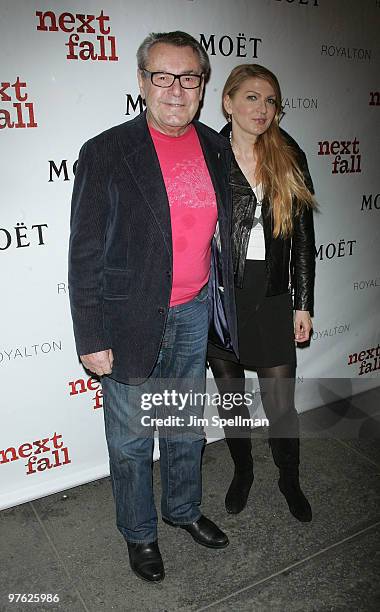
1,0,379,509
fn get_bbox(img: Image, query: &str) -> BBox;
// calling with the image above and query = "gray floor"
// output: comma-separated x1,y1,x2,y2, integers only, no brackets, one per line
1,388,380,612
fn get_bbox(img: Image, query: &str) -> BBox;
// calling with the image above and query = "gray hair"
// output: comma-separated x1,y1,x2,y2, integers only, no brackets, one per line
136,31,210,79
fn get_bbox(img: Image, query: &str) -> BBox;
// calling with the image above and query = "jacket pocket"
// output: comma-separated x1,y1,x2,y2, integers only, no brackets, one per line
103,268,133,300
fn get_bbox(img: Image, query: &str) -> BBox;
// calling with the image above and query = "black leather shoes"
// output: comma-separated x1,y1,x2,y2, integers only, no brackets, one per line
163,515,229,549
127,540,165,582
225,469,254,514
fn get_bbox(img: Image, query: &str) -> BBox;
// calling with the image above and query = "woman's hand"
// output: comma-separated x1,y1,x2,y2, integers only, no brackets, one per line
294,310,313,343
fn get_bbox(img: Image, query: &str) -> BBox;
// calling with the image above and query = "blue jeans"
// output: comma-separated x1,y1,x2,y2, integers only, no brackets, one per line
101,285,209,543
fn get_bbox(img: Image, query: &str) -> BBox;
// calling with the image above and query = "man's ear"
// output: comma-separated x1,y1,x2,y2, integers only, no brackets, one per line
137,69,146,99
199,76,205,102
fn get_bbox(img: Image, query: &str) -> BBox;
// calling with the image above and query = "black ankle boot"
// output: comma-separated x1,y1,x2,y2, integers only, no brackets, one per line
278,468,312,522
225,437,254,514
270,437,312,522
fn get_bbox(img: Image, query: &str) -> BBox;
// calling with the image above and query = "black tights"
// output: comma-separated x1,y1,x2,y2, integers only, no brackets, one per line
208,357,299,440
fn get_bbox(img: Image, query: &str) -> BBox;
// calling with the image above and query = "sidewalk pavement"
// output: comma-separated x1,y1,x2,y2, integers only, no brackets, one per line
1,387,379,612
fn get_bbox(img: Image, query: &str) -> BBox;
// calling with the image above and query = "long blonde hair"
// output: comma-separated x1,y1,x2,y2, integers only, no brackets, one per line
223,64,314,238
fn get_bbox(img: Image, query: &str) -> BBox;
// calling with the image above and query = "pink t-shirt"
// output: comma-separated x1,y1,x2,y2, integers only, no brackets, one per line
149,124,218,306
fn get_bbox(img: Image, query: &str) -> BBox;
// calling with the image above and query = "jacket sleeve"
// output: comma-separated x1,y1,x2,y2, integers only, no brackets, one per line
291,149,316,314
68,138,111,356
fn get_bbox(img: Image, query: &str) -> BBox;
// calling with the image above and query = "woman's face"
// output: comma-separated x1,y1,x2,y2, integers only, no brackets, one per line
224,77,277,140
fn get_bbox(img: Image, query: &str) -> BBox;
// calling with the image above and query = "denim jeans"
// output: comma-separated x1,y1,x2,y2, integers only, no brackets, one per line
101,285,209,543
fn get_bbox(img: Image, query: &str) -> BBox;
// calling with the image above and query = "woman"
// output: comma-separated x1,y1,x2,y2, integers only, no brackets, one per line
208,64,315,522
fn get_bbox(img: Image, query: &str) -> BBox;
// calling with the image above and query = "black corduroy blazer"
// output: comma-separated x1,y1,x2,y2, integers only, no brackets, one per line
69,112,237,383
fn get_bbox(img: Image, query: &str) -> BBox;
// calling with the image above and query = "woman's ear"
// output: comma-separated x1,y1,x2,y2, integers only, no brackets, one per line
223,94,232,117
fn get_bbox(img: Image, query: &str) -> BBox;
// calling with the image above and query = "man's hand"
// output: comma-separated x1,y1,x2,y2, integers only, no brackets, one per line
80,349,114,376
294,310,312,343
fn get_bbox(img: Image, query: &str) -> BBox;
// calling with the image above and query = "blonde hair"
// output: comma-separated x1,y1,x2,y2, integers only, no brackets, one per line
223,64,314,238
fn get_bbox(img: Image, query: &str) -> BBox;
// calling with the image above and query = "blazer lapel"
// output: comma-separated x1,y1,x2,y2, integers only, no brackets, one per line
116,113,172,255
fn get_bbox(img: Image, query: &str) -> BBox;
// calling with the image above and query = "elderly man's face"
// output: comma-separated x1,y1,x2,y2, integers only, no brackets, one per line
138,43,204,136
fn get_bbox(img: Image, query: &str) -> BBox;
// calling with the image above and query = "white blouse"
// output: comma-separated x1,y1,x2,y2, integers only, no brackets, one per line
246,183,265,261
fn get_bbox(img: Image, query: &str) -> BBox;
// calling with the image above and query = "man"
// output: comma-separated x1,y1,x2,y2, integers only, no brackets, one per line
69,31,237,582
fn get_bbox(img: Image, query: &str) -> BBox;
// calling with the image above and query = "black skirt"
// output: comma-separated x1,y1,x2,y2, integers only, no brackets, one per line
208,260,296,368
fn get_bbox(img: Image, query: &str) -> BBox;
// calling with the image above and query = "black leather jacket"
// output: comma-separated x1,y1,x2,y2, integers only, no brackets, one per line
221,124,316,314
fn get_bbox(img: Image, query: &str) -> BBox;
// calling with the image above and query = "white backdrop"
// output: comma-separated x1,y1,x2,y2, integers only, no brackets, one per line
1,0,379,510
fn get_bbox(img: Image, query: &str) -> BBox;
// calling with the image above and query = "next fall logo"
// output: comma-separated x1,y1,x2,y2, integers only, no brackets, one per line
318,138,362,174
348,344,380,376
0,77,37,129
0,433,71,475
69,375,103,410
36,9,118,61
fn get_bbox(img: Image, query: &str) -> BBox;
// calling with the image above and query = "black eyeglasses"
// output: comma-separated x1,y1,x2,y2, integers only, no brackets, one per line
142,70,203,89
